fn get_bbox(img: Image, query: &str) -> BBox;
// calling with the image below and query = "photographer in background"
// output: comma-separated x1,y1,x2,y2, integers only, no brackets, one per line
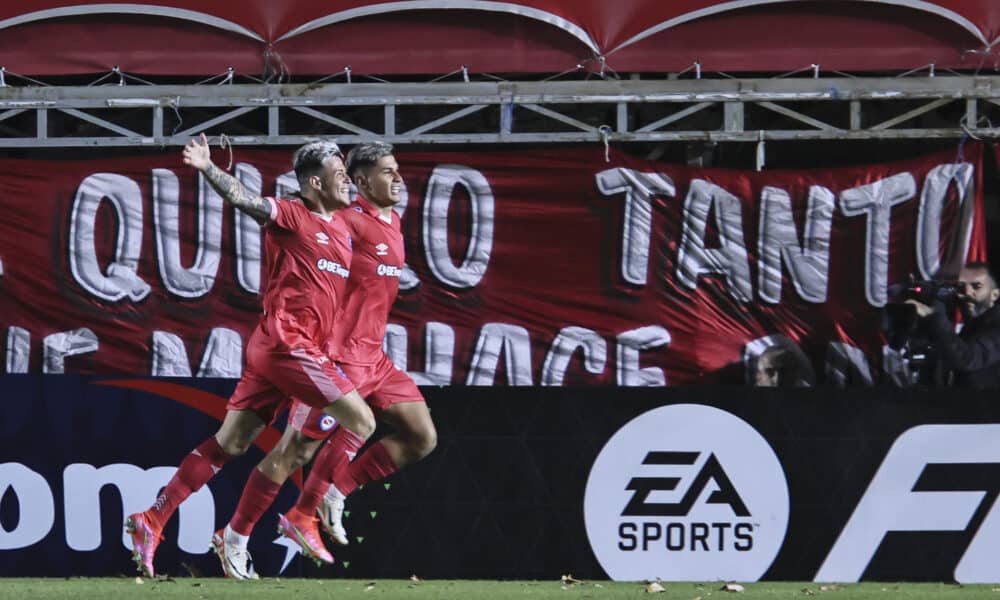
907,262,1000,388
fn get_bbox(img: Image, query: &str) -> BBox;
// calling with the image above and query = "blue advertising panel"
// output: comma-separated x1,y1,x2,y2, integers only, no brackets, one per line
4,376,1000,583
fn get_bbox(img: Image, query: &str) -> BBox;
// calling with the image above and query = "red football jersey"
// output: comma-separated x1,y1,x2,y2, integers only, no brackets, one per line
258,197,353,349
329,196,404,364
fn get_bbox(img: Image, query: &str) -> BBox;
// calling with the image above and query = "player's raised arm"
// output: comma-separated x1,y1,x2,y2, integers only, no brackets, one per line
182,133,272,224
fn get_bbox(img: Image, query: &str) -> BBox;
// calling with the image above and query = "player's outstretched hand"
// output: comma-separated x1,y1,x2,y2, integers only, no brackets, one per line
182,133,213,171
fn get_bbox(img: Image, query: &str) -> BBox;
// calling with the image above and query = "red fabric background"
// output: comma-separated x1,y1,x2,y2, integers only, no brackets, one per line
0,144,984,384
0,1,996,75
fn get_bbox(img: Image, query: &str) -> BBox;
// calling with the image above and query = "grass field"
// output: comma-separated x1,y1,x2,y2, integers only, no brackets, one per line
0,579,998,600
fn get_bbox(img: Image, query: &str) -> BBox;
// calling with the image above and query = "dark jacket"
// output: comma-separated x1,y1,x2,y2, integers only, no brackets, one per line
925,303,1000,388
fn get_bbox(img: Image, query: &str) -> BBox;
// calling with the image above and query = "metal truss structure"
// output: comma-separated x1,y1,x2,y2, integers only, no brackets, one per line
0,75,999,147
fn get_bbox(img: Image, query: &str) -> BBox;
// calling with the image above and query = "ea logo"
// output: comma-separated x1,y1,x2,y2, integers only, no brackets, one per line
319,415,336,432
584,404,789,581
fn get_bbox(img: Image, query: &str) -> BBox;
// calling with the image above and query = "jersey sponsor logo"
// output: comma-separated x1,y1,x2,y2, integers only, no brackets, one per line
375,243,389,256
816,424,1000,584
315,232,329,245
319,414,337,431
584,404,789,582
376,264,402,278
316,258,349,278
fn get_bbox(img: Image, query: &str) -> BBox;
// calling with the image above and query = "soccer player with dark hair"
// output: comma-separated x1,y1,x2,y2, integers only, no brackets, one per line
125,135,375,579
278,141,437,552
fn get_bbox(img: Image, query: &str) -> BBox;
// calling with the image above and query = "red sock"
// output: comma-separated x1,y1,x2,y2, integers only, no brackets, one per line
294,434,347,515
334,440,398,498
301,427,366,503
229,468,282,536
150,436,230,527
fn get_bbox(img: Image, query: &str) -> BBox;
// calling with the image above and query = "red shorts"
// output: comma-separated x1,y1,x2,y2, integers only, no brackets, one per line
289,352,423,439
228,330,355,426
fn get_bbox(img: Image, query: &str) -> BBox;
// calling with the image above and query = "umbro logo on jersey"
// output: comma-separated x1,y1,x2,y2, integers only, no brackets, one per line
375,243,389,256
315,232,330,245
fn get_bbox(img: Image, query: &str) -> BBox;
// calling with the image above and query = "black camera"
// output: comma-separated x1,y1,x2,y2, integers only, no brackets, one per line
887,276,959,305
882,275,959,386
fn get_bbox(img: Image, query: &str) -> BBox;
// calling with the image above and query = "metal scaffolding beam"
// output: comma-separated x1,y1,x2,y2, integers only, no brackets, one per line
0,76,997,147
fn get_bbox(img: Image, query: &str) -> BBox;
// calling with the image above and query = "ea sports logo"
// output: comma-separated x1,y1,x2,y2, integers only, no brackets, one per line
584,404,789,581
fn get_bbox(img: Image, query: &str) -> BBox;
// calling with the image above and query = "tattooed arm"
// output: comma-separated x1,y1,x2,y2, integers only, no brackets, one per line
182,133,272,224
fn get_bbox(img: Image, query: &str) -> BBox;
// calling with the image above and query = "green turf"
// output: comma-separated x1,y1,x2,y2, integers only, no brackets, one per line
0,579,997,600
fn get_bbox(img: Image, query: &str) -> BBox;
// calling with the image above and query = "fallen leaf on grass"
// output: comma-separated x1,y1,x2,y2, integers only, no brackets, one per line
721,583,745,593
645,581,665,593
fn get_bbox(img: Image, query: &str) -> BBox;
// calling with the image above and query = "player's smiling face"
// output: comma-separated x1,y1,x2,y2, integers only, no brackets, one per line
359,155,403,208
316,155,351,209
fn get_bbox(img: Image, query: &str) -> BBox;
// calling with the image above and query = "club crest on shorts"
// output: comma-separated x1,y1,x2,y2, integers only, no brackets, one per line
319,414,337,431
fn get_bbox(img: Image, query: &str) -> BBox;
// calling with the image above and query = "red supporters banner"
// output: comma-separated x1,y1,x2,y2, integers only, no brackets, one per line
0,145,984,385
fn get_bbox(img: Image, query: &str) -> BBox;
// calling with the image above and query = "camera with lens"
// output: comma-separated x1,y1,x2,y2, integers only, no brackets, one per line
882,275,959,386
887,276,959,305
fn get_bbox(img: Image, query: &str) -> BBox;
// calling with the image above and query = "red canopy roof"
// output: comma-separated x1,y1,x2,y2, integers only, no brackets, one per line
1,1,998,76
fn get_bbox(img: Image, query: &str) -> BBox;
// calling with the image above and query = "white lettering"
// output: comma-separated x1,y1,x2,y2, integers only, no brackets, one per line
68,173,151,302
233,163,265,294
316,258,349,278
541,326,607,385
816,425,1000,583
6,326,29,374
376,264,403,278
839,173,916,307
917,163,976,279
467,323,533,385
616,326,671,386
595,168,676,285
383,322,455,385
758,185,834,304
151,329,243,377
677,179,753,303
153,168,222,299
423,166,494,288
0,463,55,550
42,328,98,374
63,463,214,554
825,342,873,387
